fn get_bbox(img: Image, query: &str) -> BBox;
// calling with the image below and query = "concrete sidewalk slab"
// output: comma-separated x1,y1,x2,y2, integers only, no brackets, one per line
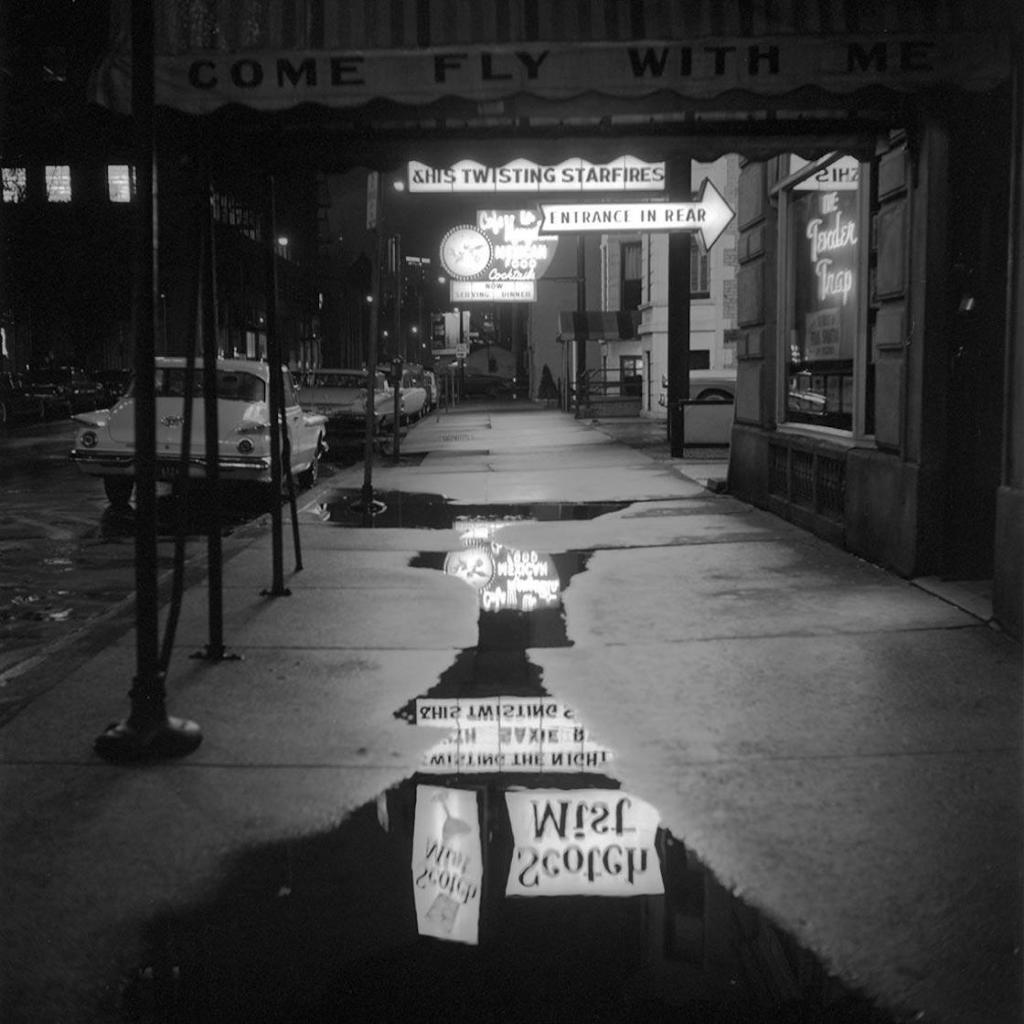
1,402,1019,1024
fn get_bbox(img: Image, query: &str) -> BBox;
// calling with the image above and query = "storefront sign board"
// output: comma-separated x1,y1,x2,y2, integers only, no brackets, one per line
539,178,736,249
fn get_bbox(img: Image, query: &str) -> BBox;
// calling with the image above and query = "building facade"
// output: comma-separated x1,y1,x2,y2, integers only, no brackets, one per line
11,0,1021,636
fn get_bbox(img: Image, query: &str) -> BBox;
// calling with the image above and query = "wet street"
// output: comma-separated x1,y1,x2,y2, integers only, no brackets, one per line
1,404,1019,1024
0,418,354,723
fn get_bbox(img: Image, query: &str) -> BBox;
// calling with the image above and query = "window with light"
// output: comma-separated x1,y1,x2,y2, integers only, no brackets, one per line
2,168,26,203
779,154,867,433
107,165,135,202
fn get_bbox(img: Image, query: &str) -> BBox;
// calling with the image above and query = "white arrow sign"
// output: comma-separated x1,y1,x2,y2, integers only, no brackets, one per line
539,177,736,250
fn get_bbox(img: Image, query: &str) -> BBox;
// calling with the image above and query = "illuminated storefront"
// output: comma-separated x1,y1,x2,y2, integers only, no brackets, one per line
81,0,1022,633
782,155,863,432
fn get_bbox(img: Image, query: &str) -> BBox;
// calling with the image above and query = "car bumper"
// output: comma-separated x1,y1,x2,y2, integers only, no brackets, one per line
70,449,277,483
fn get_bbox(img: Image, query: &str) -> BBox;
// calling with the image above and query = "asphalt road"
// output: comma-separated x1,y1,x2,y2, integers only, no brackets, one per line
0,417,355,723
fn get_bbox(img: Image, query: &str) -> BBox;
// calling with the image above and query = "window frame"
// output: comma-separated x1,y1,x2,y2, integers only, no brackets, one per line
2,167,27,203
620,239,642,311
774,152,872,441
44,165,72,203
107,164,136,203
690,237,711,299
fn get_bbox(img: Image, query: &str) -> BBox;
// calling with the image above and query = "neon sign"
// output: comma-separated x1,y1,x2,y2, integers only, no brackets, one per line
409,157,666,194
440,209,559,303
805,190,858,306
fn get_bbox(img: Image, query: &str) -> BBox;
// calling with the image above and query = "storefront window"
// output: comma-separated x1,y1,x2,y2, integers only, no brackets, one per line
783,154,863,431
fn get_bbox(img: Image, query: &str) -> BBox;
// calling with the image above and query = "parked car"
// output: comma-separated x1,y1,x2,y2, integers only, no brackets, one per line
92,368,132,408
70,357,328,506
688,371,736,402
24,367,105,416
0,372,46,424
460,370,516,399
380,364,427,424
295,368,394,440
422,369,438,412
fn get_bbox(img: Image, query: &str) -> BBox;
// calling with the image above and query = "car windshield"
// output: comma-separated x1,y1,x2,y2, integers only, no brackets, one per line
125,369,266,402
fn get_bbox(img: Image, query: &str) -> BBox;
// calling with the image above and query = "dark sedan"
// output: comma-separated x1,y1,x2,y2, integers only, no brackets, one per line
0,372,46,425
92,369,132,408
24,367,105,417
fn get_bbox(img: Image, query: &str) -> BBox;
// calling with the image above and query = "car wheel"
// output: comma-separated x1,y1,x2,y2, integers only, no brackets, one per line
103,476,135,507
695,389,734,403
299,437,324,488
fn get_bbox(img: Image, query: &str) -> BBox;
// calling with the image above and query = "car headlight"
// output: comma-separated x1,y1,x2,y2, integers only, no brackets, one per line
79,431,98,448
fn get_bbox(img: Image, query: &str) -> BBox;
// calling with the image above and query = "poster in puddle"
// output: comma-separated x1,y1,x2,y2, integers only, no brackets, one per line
411,785,483,945
505,789,664,897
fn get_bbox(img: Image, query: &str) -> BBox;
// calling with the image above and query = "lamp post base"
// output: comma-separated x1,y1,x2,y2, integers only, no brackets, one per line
94,715,203,763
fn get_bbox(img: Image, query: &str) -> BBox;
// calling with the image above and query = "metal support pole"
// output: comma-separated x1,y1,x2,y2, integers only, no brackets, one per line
392,356,403,464
392,234,402,360
198,177,232,651
575,235,586,417
668,158,693,457
361,173,383,525
94,0,201,761
263,175,289,593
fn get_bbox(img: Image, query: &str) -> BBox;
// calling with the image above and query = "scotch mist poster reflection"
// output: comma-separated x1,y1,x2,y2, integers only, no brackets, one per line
412,785,483,945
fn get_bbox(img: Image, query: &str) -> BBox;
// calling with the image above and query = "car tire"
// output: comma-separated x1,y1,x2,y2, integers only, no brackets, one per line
103,476,134,507
298,439,323,489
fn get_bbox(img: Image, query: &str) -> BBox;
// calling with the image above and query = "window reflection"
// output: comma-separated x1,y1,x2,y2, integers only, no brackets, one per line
786,154,861,430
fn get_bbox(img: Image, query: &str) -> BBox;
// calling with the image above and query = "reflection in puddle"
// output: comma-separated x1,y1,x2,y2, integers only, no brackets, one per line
126,519,906,1023
322,489,630,529
93,484,276,541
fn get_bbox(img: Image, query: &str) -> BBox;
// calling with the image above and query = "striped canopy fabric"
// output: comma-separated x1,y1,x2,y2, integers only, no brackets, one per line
90,0,1016,114
151,0,1015,52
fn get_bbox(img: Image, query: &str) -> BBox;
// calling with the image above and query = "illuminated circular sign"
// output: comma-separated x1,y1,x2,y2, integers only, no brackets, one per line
439,225,493,279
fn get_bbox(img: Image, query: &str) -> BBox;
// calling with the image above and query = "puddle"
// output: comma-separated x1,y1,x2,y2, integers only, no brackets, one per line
321,490,630,529
87,484,276,541
125,519,908,1024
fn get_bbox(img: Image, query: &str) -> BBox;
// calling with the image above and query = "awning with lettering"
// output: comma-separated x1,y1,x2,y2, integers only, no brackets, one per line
90,0,1015,117
557,311,642,343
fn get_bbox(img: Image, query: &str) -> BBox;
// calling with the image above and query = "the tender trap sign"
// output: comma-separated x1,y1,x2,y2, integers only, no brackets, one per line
505,790,664,897
540,177,735,249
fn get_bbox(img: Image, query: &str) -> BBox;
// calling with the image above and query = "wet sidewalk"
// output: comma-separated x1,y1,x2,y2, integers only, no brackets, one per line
1,401,1020,1023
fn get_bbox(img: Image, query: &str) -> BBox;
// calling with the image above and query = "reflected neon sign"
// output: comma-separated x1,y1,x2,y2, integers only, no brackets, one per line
505,790,664,897
443,523,561,612
415,696,613,774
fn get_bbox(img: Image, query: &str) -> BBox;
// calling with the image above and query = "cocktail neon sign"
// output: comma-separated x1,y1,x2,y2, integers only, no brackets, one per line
806,190,857,306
